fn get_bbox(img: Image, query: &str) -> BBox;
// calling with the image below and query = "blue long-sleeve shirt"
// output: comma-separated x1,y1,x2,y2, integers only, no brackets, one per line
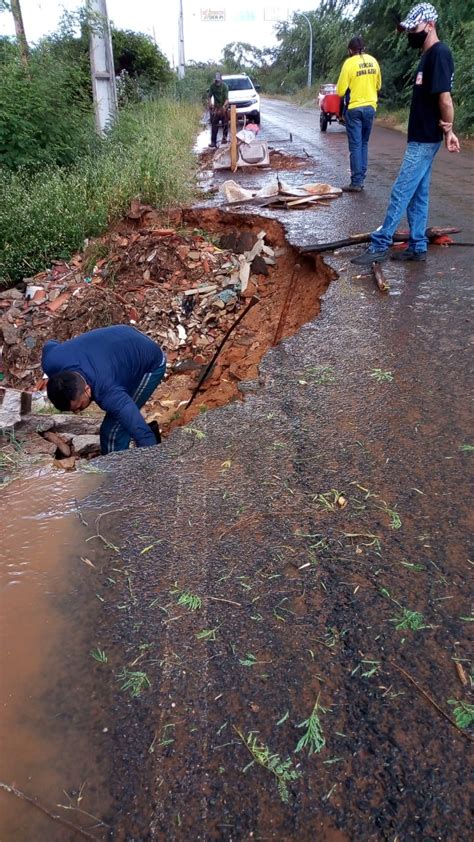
42,326,165,447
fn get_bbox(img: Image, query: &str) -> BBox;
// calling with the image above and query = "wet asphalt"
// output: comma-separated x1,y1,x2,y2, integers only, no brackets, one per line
80,100,473,839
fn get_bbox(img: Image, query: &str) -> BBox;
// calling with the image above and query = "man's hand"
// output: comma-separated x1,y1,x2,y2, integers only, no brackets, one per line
444,129,460,153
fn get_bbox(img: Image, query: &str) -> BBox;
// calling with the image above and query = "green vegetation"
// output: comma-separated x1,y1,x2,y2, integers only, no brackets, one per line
390,608,427,631
90,647,108,663
172,587,202,611
295,694,327,755
370,369,394,383
234,728,301,802
215,2,472,134
0,11,199,287
118,667,151,698
447,699,474,729
0,99,200,285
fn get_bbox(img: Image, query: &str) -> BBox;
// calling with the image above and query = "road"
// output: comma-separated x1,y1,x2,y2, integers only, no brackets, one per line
6,99,472,840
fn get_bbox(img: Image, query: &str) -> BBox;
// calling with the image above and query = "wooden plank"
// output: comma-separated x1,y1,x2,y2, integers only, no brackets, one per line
230,105,237,172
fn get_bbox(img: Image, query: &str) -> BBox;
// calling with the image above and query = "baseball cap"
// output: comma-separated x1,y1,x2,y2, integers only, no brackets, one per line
214,72,222,81
399,3,438,30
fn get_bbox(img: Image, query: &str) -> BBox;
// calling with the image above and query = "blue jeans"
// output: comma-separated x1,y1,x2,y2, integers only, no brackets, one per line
345,106,376,186
100,359,167,454
371,141,441,254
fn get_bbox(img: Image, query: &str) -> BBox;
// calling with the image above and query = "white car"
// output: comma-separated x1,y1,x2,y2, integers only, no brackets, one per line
222,74,261,125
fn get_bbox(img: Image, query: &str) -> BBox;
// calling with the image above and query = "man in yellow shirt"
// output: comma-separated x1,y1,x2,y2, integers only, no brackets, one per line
336,36,382,192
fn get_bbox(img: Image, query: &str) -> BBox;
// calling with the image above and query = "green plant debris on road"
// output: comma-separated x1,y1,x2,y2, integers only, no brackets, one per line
118,668,151,698
172,588,202,611
447,700,474,729
370,369,394,383
90,647,108,663
295,694,327,755
234,728,301,803
390,608,428,631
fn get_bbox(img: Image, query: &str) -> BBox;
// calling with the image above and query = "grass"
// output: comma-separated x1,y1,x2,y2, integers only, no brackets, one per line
299,365,335,385
380,587,429,631
295,694,327,755
370,368,394,383
234,728,301,803
90,647,107,663
118,668,151,698
239,653,258,667
0,99,201,286
390,608,428,631
313,489,346,511
196,627,218,641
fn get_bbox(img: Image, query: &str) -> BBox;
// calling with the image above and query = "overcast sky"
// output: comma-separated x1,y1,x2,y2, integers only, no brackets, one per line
0,1,319,65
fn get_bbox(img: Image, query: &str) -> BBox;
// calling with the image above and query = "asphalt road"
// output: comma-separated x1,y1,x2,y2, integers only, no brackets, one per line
17,100,471,840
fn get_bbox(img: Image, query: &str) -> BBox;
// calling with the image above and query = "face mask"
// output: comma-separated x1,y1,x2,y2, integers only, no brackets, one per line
407,28,429,49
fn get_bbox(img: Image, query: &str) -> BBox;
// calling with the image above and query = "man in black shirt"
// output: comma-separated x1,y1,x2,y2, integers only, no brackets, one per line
352,3,460,265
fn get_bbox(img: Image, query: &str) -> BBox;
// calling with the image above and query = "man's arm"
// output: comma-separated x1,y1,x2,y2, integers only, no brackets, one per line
336,60,350,97
439,92,460,152
100,388,157,447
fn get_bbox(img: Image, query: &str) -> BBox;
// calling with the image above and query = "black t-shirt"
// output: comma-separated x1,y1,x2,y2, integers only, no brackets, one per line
407,42,454,143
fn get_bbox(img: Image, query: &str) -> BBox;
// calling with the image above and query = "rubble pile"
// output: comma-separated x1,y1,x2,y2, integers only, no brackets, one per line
0,212,280,391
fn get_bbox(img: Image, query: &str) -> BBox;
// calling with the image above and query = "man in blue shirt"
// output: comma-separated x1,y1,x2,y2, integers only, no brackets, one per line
42,326,166,454
351,3,460,265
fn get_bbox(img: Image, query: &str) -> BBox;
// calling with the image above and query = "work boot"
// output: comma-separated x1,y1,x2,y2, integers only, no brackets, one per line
390,249,426,262
148,420,161,444
342,184,363,193
351,249,389,265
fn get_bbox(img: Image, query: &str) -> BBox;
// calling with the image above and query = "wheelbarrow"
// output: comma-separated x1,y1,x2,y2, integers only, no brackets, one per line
319,92,344,132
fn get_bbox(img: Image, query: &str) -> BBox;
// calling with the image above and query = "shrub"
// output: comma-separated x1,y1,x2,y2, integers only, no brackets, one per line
0,51,94,170
0,100,201,285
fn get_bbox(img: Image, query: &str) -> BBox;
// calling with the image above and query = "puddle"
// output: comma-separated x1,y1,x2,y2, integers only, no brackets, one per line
0,471,112,841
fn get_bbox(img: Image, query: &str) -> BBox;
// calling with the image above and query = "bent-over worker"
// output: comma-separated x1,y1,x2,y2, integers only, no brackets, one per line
42,325,166,454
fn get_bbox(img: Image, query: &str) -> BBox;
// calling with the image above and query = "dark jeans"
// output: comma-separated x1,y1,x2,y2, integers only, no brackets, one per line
100,359,167,454
211,107,228,145
345,106,376,187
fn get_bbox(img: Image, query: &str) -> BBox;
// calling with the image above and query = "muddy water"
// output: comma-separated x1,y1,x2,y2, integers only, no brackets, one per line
0,472,111,841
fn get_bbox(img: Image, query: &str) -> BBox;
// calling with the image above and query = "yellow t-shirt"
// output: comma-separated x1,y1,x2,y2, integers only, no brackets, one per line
336,53,381,110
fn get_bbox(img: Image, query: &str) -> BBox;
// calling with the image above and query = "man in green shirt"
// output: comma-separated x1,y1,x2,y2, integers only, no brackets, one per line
207,72,229,148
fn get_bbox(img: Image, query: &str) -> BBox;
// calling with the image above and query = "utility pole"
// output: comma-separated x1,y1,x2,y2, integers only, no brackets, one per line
10,0,29,68
297,12,313,88
178,0,185,79
88,0,117,135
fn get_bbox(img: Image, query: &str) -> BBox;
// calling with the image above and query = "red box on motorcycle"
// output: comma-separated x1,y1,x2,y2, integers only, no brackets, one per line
321,94,343,116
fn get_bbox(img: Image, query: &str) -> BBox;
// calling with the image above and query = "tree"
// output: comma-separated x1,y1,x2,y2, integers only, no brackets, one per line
111,30,172,91
221,42,272,73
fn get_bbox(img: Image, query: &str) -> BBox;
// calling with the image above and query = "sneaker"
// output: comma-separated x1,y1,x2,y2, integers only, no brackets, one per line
208,143,217,148
351,249,389,266
342,184,363,193
390,249,426,262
